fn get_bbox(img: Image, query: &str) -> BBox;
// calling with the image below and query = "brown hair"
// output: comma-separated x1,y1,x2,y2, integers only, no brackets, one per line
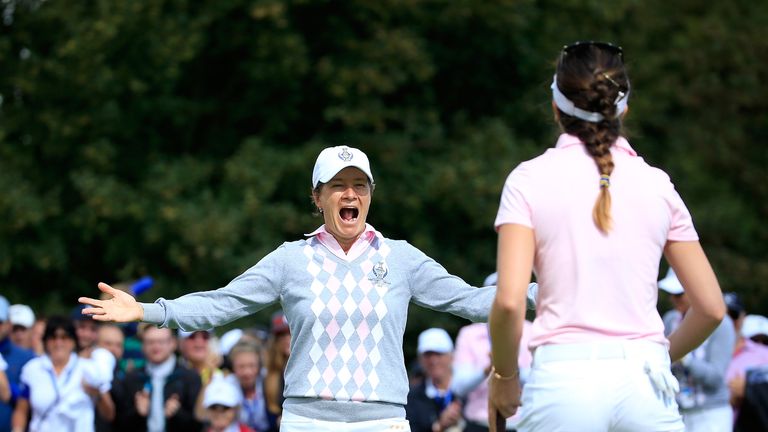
264,332,290,416
555,43,628,234
229,340,261,363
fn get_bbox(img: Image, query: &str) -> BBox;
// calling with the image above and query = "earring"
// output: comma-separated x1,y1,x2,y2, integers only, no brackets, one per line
318,208,324,213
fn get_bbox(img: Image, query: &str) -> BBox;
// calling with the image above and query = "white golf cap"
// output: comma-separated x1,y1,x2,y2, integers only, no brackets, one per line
658,268,684,295
218,328,244,356
742,315,768,339
9,304,35,329
203,376,242,408
417,328,454,355
312,146,374,188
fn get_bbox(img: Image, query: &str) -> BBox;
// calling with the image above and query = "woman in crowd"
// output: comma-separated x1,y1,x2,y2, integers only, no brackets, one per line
80,145,499,432
225,341,271,432
264,312,290,430
487,41,726,432
11,316,115,432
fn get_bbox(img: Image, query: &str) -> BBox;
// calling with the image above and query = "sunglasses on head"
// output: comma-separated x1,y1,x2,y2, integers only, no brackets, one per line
561,41,624,62
187,331,210,340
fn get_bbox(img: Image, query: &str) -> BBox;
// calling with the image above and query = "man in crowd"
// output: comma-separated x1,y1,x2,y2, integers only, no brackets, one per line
7,305,35,351
73,304,102,357
112,324,202,432
96,323,127,432
0,296,35,432
725,294,768,410
725,295,768,431
98,324,126,367
406,328,463,432
658,269,737,431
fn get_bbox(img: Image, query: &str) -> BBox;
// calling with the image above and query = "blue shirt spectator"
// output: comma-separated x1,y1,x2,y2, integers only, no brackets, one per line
0,295,36,432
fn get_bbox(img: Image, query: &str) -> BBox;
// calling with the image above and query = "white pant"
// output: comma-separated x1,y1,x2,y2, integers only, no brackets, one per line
516,341,685,432
280,411,411,432
682,405,733,432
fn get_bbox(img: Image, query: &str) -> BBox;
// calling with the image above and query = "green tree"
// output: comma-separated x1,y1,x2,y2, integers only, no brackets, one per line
0,1,765,356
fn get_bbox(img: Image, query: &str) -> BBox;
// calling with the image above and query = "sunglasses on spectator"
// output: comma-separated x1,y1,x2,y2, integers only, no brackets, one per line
208,404,236,411
46,331,74,341
186,331,211,340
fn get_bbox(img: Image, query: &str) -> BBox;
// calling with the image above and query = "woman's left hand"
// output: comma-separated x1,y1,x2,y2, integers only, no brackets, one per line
79,282,143,322
488,373,521,432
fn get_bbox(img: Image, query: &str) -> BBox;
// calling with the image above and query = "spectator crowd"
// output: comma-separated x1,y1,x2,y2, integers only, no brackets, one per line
1,271,767,432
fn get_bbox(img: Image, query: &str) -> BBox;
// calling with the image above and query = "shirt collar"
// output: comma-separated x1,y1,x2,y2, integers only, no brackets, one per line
425,378,453,402
304,223,379,242
305,224,380,261
42,352,78,373
555,133,637,156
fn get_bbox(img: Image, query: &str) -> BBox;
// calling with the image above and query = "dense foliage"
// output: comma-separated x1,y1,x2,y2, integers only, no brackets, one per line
1,0,766,358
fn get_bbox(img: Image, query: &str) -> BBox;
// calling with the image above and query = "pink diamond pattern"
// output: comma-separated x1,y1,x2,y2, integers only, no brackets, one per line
302,241,391,401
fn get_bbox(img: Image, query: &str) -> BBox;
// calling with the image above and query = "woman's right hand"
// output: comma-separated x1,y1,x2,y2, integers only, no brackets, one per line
488,372,521,432
79,282,144,323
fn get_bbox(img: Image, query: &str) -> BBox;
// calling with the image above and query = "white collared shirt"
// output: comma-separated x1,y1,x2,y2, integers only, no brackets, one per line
20,353,98,432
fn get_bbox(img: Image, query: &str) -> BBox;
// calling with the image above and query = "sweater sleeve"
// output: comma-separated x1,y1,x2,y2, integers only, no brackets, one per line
403,243,496,322
687,316,737,390
141,244,286,330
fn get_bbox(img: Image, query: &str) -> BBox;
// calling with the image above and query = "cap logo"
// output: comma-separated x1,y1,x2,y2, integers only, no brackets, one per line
338,147,353,161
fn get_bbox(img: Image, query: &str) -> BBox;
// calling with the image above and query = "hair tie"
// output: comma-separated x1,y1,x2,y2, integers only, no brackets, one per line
599,175,611,188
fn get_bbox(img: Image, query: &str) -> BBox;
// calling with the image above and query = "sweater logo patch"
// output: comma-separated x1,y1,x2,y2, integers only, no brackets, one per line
370,261,389,287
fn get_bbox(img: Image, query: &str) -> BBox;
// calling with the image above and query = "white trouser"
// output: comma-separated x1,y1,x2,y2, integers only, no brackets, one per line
516,341,685,432
682,405,733,432
280,411,411,432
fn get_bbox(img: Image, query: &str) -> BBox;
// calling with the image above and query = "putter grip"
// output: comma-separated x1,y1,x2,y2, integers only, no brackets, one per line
496,412,506,430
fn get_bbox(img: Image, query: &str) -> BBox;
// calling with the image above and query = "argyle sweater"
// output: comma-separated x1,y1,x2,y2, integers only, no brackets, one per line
142,232,496,422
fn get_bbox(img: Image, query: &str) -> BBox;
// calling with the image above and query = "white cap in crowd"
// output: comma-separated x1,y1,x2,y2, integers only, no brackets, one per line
312,146,374,188
658,268,684,295
417,328,454,355
203,376,242,409
218,328,244,356
742,315,768,339
9,304,35,329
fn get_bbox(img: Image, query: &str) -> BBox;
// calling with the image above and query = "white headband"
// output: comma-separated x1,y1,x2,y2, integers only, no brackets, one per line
551,74,629,123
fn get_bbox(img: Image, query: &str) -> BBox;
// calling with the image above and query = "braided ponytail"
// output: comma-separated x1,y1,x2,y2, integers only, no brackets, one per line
554,44,628,234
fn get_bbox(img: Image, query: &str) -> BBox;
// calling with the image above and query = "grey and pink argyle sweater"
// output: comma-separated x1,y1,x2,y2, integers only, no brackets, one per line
143,231,495,421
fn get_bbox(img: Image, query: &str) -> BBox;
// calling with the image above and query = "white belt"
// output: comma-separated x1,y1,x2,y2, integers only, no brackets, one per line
533,341,669,365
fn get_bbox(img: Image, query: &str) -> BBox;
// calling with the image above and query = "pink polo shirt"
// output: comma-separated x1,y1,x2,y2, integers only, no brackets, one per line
495,134,698,349
453,321,533,425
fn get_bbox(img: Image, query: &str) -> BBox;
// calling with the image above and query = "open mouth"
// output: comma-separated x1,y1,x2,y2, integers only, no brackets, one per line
339,207,359,222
